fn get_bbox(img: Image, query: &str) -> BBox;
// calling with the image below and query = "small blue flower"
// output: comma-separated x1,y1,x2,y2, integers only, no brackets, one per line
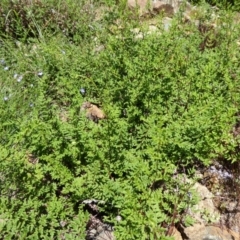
37,71,43,77
80,88,86,95
4,66,9,71
17,75,23,82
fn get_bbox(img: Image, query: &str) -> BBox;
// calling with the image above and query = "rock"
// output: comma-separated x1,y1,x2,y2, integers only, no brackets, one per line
86,214,115,240
127,0,153,16
183,181,240,239
184,223,205,240
127,0,192,17
90,225,115,240
220,200,240,213
190,182,220,224
87,222,115,240
80,102,105,122
152,0,192,15
171,227,183,240
184,225,240,240
152,2,174,17
221,212,240,233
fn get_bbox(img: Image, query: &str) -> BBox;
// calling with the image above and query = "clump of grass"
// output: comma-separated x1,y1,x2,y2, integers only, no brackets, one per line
0,0,100,43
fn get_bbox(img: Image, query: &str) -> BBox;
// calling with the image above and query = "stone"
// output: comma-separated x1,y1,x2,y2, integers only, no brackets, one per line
152,2,174,17
184,225,240,240
127,0,153,16
94,225,115,240
190,182,220,224
80,102,105,122
184,223,206,240
221,212,240,233
171,227,183,240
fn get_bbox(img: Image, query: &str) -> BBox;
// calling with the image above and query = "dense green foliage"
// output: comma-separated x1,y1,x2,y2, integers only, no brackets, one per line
190,0,240,11
1,0,240,239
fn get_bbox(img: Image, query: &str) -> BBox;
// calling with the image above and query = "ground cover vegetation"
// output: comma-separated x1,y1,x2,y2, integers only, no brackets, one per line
0,0,240,239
